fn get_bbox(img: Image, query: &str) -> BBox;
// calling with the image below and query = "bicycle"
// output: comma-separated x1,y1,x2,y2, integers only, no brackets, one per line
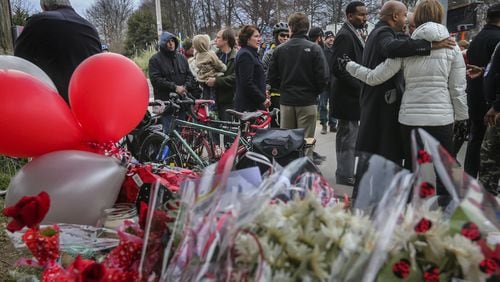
138,94,275,170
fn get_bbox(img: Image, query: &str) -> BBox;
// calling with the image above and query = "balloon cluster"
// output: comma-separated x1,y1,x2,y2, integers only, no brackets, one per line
0,54,150,225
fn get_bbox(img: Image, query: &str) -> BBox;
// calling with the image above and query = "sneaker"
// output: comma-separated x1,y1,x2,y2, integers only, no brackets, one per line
321,124,327,134
330,125,337,133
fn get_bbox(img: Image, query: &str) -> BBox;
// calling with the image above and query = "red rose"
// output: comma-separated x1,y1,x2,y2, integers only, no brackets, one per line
414,218,433,233
81,263,107,282
417,149,432,164
479,258,498,274
22,225,60,265
461,222,481,241
424,266,440,282
392,259,411,279
3,191,50,232
139,201,173,234
419,182,436,198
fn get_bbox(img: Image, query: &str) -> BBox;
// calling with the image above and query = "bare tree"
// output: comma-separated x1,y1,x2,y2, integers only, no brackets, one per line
86,0,134,53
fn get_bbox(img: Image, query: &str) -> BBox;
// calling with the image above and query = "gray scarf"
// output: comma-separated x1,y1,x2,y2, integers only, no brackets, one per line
345,21,365,48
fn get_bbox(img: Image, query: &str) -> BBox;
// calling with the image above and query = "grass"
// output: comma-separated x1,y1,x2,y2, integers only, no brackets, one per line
0,157,40,281
131,44,157,77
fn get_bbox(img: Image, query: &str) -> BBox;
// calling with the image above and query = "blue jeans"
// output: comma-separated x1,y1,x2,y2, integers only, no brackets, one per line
318,90,337,127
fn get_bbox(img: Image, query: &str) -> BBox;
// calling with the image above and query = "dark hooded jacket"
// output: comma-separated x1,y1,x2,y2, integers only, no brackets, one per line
149,32,199,101
14,6,101,104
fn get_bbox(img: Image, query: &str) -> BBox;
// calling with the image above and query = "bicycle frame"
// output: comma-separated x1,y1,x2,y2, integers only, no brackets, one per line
160,117,251,169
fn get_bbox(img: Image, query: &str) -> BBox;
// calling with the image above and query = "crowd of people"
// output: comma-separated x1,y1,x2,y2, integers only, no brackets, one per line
11,0,500,197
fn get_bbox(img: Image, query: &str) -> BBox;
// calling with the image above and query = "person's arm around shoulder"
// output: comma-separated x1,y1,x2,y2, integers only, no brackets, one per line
379,28,431,58
448,48,469,121
345,57,402,86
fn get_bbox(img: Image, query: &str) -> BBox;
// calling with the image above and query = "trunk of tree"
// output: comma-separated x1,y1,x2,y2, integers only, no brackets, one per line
0,0,13,54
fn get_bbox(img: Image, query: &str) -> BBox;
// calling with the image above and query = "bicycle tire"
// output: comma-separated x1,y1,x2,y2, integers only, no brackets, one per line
139,133,181,167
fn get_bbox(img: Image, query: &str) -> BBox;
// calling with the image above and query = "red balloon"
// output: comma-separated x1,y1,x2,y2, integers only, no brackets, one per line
69,53,149,142
0,70,84,157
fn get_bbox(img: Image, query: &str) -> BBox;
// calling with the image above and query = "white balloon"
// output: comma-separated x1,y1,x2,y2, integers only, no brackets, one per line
5,150,126,226
0,55,57,91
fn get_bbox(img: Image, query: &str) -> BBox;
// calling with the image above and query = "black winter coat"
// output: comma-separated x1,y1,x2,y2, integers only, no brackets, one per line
14,7,101,104
466,24,500,120
356,21,431,163
268,35,329,106
149,32,199,101
484,42,500,112
234,46,266,112
329,22,364,121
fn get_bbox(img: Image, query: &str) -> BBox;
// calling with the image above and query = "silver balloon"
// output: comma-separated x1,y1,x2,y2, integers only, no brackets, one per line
5,150,126,226
0,55,57,91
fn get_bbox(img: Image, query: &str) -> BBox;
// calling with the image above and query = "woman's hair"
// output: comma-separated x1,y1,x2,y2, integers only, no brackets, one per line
413,0,444,27
287,12,309,35
221,28,236,49
238,25,259,47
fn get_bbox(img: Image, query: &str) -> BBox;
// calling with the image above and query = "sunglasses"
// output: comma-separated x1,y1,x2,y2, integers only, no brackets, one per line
279,33,290,38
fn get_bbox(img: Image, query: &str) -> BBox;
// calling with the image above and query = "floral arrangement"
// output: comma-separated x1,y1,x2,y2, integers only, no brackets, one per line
3,191,178,281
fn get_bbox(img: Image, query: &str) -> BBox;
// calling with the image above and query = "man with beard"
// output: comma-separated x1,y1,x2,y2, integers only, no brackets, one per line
329,1,367,186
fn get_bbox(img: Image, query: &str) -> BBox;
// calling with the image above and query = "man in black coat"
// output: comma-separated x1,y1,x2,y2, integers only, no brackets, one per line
329,1,367,185
14,0,101,104
149,31,200,133
353,1,454,199
464,4,500,178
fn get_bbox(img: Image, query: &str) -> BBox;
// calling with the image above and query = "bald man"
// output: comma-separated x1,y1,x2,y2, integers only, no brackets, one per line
353,1,455,199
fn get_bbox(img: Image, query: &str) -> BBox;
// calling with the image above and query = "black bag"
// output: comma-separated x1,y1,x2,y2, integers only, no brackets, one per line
251,128,305,167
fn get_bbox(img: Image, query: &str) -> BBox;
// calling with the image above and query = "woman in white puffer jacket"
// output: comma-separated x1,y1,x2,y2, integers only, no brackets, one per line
346,0,468,167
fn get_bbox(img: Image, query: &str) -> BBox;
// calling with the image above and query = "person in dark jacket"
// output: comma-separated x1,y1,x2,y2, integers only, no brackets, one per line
479,41,500,195
322,30,337,134
234,25,269,112
14,0,101,104
149,31,200,133
206,28,237,121
464,4,500,178
352,0,454,199
329,1,367,185
268,12,329,157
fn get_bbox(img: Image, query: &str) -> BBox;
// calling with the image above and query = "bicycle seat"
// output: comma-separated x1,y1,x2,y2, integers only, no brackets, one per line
226,109,263,121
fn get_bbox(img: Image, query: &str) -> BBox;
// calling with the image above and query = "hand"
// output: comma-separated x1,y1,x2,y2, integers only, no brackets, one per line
466,64,484,80
175,85,187,95
484,107,500,126
431,37,455,50
206,77,216,87
263,98,271,108
337,54,351,70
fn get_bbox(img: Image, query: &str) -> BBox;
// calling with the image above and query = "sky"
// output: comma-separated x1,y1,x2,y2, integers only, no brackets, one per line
26,0,141,16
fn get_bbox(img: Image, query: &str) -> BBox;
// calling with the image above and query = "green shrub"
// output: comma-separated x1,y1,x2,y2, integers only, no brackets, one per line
131,44,157,76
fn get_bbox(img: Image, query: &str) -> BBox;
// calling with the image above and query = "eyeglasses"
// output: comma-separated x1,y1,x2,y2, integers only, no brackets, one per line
279,33,290,38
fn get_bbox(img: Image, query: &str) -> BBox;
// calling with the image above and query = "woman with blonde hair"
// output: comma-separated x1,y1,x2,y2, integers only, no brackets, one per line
345,0,468,188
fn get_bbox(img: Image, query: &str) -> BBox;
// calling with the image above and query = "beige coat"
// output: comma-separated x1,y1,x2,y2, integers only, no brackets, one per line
188,34,226,82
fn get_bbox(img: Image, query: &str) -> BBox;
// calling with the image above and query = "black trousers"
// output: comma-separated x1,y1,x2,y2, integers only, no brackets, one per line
464,119,487,178
400,123,453,196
